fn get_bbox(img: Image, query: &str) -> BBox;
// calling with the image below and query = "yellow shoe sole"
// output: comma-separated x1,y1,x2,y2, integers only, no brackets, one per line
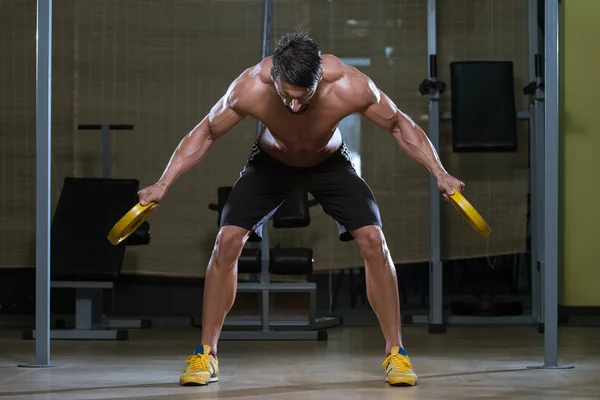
386,375,418,387
179,375,219,386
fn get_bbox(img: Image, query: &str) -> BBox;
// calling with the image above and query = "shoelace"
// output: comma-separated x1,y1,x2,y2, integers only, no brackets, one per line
185,354,212,372
381,354,412,373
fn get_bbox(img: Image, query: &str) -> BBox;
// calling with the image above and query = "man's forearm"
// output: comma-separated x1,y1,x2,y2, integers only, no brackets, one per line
157,118,214,189
392,118,447,179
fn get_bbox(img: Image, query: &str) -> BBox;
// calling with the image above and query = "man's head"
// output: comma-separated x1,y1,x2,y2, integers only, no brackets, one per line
271,30,322,114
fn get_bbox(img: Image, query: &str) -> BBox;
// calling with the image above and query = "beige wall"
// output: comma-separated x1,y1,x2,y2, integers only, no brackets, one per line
560,0,600,306
0,0,528,277
0,0,76,268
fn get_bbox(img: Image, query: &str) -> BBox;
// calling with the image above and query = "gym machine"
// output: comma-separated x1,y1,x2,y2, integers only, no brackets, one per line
404,0,543,332
194,187,340,341
405,0,571,370
23,123,151,341
23,176,150,341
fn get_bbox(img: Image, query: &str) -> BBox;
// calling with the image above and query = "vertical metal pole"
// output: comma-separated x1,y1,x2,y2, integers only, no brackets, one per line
527,0,541,327
257,0,273,136
535,81,546,330
261,0,273,64
542,0,560,368
260,231,270,332
259,0,273,333
427,0,444,333
35,0,52,367
528,0,539,80
529,0,572,371
17,0,57,369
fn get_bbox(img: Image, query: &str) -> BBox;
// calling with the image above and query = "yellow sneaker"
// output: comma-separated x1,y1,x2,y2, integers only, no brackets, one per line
381,346,418,386
179,345,219,386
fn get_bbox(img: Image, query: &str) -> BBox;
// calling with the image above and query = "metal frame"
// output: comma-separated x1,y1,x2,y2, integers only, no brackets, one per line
414,0,545,331
426,0,444,334
528,0,544,332
527,0,573,370
24,282,129,341
540,0,560,368
18,0,59,369
72,122,148,335
416,0,572,370
216,281,335,341
24,121,144,340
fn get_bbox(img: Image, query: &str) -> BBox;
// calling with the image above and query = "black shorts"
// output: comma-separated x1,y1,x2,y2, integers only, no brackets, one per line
220,141,382,242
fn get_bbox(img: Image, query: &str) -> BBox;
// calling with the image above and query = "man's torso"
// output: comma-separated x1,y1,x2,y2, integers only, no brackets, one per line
235,55,368,167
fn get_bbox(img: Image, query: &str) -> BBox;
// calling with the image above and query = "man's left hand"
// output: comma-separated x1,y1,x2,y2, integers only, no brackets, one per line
437,173,465,201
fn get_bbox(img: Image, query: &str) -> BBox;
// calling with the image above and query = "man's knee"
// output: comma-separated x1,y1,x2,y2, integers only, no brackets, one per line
354,225,388,264
212,226,250,268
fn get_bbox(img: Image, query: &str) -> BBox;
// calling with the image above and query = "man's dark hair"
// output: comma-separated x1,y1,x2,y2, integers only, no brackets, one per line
271,30,322,89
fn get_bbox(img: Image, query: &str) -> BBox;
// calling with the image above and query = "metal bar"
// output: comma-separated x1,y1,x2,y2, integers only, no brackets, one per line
426,0,437,78
309,285,317,324
529,102,541,324
530,0,546,329
260,226,270,332
528,0,541,326
536,99,546,327
236,282,317,292
535,9,547,330
261,0,273,59
426,0,444,331
75,290,93,330
257,0,273,135
542,0,559,368
528,0,539,80
193,315,339,329
28,330,127,341
35,0,52,367
525,0,571,371
219,331,324,341
51,281,113,289
409,315,536,325
440,111,531,120
258,0,273,334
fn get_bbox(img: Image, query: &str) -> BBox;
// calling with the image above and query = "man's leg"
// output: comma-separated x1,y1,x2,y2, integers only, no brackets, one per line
351,226,417,386
351,225,402,354
180,226,249,387
307,144,417,386
180,145,289,386
200,225,251,355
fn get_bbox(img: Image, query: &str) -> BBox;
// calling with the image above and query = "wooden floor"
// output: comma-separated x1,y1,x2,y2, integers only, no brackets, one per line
0,325,598,399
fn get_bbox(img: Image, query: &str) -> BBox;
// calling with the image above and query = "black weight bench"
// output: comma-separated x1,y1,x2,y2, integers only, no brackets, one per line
23,177,151,341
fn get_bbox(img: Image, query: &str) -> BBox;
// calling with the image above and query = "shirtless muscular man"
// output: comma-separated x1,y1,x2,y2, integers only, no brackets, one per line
138,31,465,387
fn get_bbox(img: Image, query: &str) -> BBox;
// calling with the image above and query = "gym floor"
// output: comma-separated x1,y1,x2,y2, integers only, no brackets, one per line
0,325,598,400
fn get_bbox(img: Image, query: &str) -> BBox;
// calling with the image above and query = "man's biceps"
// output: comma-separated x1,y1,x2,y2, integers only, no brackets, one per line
364,100,396,121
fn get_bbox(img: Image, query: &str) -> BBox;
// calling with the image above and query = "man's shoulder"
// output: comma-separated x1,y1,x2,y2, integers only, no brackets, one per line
320,54,343,79
226,59,273,109
233,58,272,91
322,55,377,109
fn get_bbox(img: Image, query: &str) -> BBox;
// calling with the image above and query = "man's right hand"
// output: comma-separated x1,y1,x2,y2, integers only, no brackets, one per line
137,182,167,209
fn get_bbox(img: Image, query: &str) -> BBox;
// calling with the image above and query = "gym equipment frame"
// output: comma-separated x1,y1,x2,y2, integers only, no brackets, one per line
410,0,572,371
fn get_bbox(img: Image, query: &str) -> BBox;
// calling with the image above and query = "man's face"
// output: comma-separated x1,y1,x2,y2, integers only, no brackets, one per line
273,79,317,115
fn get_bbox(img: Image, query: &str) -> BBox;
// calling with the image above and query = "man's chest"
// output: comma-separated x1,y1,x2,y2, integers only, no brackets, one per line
258,103,351,140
